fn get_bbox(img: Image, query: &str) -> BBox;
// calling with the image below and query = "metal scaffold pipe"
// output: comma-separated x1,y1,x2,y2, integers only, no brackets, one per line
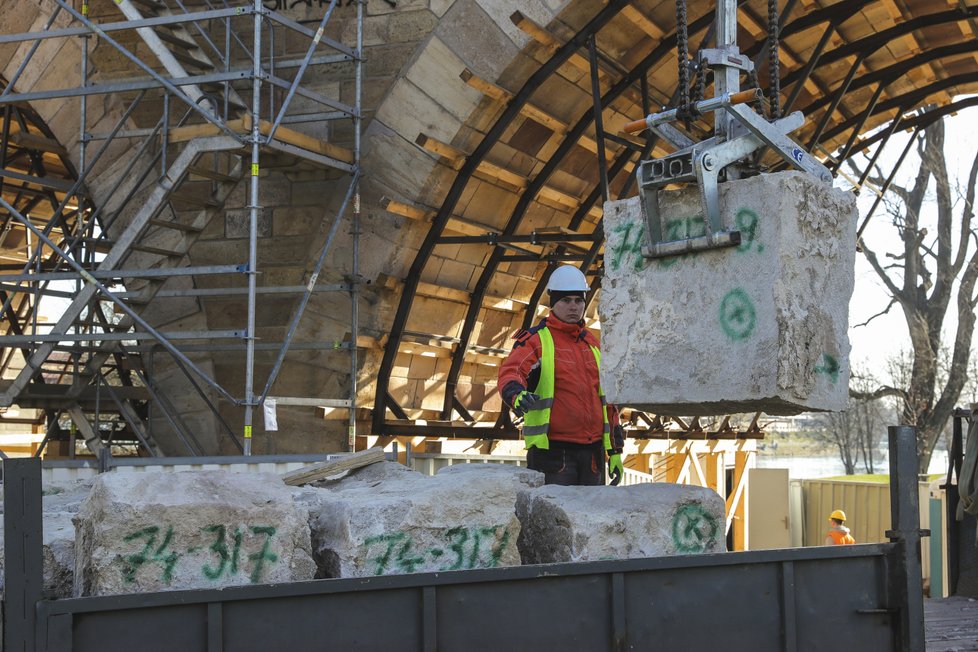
244,0,263,456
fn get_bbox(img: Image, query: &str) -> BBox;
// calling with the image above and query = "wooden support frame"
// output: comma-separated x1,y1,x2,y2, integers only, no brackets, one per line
415,133,602,220
459,69,648,167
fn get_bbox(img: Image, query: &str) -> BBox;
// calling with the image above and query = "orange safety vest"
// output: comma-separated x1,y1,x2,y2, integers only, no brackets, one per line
826,529,856,545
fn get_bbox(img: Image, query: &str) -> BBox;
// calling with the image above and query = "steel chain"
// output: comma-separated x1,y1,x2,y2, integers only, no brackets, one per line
694,59,706,105
675,0,691,127
768,0,781,119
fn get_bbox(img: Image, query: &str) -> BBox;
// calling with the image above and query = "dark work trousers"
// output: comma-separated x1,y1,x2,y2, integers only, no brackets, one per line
526,440,605,486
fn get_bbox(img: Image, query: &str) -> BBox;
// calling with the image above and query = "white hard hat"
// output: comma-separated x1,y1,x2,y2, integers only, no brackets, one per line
546,265,590,292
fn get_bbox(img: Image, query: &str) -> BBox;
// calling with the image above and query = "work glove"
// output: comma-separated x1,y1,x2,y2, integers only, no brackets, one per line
512,390,541,417
608,453,623,486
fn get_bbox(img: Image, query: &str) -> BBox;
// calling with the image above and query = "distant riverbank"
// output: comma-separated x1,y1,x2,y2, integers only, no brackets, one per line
754,432,949,479
755,448,949,479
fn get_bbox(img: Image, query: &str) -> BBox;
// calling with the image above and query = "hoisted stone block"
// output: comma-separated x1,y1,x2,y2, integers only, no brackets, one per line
300,462,542,578
601,170,857,415
74,471,316,596
516,483,726,563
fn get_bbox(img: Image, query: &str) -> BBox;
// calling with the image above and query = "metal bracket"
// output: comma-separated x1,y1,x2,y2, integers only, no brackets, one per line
697,48,754,73
636,108,831,260
628,0,833,261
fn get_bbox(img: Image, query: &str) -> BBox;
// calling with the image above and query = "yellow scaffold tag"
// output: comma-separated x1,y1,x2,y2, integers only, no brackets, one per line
244,425,253,439
251,163,259,176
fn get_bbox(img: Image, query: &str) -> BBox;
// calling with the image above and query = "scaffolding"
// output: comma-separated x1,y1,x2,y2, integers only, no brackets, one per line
0,0,363,457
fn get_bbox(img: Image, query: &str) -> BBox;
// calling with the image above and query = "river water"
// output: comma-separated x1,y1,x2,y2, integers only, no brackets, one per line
754,449,950,479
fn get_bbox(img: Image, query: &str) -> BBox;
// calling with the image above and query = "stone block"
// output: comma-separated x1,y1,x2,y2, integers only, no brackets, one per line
516,483,725,564
435,0,520,82
473,0,560,52
0,479,94,599
225,208,273,239
299,462,543,578
362,122,437,199
600,171,857,415
375,77,461,146
405,36,483,124
74,471,316,596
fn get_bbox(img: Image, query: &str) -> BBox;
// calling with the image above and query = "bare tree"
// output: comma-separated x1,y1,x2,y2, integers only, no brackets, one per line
854,116,978,475
816,369,886,474
852,370,888,473
815,408,859,474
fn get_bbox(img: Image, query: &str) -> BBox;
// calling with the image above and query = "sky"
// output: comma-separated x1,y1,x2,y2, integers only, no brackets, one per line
840,102,978,387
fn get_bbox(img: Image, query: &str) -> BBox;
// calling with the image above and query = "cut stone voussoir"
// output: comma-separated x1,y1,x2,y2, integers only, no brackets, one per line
74,471,316,597
601,170,857,415
516,483,726,564
300,462,543,578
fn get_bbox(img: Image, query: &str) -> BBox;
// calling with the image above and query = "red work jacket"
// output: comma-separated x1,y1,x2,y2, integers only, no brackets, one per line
498,314,616,445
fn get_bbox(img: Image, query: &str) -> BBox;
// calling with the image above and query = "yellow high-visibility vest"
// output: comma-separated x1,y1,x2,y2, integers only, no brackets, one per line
522,327,611,450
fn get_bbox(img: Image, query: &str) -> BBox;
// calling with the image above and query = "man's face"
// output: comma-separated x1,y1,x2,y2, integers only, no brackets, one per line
552,295,586,323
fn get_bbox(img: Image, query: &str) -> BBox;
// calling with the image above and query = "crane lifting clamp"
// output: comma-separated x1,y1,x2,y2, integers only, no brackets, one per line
624,0,833,260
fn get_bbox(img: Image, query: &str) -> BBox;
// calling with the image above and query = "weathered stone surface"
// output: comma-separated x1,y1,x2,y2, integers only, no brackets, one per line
300,462,542,578
601,171,857,415
0,479,93,599
74,471,316,596
516,483,726,564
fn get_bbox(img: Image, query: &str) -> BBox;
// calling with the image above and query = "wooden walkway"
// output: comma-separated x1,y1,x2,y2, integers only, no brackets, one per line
926,596,978,651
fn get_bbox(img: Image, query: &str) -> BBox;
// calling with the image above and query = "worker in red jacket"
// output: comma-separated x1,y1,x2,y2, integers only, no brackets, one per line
498,265,624,486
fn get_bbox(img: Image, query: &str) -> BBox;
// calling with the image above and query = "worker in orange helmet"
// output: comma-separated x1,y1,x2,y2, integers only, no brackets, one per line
824,509,856,545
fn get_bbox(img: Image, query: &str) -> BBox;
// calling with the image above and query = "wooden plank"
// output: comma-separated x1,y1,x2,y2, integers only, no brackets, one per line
380,197,510,241
511,11,608,84
738,7,822,97
376,274,524,314
459,68,510,102
166,116,355,164
619,4,665,40
166,118,246,143
510,10,647,109
248,116,355,164
415,133,601,219
281,446,386,485
687,449,708,486
416,133,464,168
460,68,645,166
8,132,69,156
381,197,435,221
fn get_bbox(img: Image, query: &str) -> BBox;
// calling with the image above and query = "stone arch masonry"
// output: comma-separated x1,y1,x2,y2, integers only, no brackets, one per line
0,0,587,454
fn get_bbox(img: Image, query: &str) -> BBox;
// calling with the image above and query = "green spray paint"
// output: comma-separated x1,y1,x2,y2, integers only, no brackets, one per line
671,503,719,554
120,525,181,584
361,525,512,576
814,353,840,384
608,222,649,272
247,526,279,583
735,208,764,253
120,522,279,585
718,289,756,340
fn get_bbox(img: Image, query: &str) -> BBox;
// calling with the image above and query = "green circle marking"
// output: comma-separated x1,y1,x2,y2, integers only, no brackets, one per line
671,503,719,554
719,289,756,341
